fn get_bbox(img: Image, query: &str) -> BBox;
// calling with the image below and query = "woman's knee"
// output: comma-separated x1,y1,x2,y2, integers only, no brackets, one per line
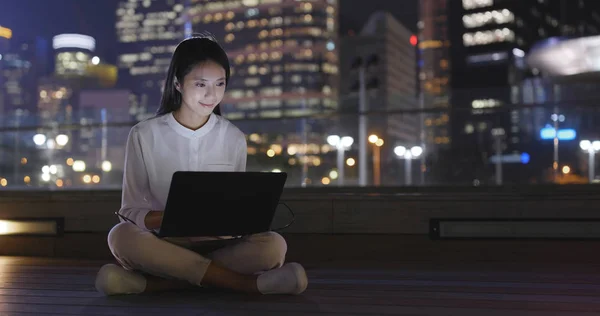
107,222,145,255
261,231,288,266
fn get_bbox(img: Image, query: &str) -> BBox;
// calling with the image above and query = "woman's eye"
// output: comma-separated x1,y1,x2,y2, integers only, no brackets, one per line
217,82,225,87
195,83,205,87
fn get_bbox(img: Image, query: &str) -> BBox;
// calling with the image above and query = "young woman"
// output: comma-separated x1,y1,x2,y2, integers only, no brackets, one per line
94,35,308,296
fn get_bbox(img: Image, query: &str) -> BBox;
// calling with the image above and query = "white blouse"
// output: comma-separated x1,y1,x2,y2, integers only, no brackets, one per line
118,112,247,230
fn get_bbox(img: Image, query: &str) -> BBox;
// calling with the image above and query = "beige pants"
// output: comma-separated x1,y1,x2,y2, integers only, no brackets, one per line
107,222,287,286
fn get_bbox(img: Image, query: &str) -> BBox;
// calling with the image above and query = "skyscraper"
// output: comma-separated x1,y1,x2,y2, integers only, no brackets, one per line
115,0,188,120
418,0,451,151
340,12,418,141
0,25,12,122
188,0,339,122
339,12,418,185
52,34,96,77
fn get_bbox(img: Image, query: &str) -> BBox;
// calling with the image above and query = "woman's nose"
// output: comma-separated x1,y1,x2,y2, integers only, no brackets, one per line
205,86,216,98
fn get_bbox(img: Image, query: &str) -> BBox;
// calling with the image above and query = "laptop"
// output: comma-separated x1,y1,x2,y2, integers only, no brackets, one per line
157,171,287,238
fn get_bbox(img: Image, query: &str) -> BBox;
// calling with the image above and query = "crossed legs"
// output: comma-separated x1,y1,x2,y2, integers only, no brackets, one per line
95,222,306,295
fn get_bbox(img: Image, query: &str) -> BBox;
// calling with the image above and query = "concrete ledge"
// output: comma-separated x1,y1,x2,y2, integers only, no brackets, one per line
1,187,600,235
3,232,600,265
2,186,600,260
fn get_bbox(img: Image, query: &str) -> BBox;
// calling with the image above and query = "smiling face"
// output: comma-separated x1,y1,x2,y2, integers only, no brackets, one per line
176,60,227,119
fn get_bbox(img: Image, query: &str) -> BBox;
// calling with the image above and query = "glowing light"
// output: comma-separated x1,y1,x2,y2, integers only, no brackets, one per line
327,135,340,146
33,134,46,146
540,126,577,141
410,146,423,157
368,135,379,143
55,134,69,146
72,160,86,172
242,0,259,6
0,26,12,39
83,175,92,184
52,34,96,51
101,161,112,172
346,158,356,166
394,146,406,157
410,35,417,46
520,153,530,164
0,219,60,236
41,173,50,182
341,136,354,148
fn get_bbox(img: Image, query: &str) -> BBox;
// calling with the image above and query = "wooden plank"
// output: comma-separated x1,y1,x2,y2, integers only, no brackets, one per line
0,256,107,266
204,296,600,314
0,275,94,285
0,303,208,316
3,313,73,316
2,257,600,315
0,288,102,298
1,302,598,316
0,283,95,291
308,277,600,292
200,306,599,316
307,269,600,284
3,284,600,315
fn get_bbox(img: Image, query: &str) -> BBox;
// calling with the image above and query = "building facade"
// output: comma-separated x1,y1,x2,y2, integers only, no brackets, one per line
339,12,417,185
115,0,188,120
418,0,451,152
187,0,338,124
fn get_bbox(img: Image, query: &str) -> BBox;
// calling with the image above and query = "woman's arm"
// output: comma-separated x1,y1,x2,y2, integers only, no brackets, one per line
118,127,156,230
144,211,164,230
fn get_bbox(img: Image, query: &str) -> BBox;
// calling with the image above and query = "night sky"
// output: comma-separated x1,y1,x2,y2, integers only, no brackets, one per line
0,0,418,63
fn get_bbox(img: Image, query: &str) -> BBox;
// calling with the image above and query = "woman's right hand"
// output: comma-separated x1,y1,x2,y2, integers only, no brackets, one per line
144,211,164,230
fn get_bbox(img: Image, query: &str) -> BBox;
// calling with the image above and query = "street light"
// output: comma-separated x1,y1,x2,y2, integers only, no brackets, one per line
55,134,69,147
394,145,423,186
350,55,378,187
327,135,354,186
33,134,46,146
580,140,600,183
368,134,384,186
32,133,69,148
101,161,112,172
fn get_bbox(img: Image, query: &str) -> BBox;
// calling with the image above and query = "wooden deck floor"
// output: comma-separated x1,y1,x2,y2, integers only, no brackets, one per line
1,257,600,315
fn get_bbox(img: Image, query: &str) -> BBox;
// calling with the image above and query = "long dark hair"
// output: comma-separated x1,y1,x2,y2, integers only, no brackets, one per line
156,34,230,116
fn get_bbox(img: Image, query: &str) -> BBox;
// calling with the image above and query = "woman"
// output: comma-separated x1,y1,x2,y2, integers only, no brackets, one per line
94,34,308,296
